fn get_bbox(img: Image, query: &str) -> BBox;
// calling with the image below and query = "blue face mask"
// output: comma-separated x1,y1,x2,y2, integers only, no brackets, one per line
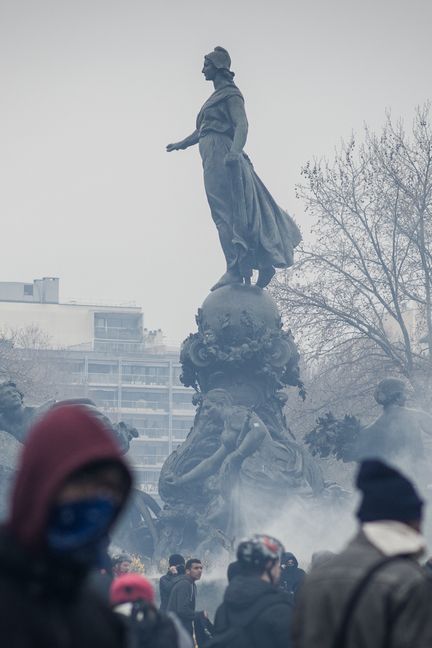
46,497,118,567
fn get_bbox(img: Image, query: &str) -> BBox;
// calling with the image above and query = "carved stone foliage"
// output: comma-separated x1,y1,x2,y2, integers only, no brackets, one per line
180,284,304,402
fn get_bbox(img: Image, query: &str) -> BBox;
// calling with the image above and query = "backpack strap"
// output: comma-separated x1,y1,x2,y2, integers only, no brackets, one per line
332,554,410,648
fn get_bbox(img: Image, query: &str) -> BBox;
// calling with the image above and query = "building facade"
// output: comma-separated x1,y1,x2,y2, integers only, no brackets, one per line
58,350,194,493
0,278,195,493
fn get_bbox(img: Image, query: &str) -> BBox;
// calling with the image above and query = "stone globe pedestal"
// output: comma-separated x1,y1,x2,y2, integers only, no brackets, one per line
155,284,324,558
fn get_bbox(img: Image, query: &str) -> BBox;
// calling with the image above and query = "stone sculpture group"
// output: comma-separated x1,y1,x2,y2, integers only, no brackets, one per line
2,47,426,559
158,47,324,554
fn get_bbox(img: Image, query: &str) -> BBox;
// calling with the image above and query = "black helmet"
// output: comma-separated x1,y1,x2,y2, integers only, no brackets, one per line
237,534,284,569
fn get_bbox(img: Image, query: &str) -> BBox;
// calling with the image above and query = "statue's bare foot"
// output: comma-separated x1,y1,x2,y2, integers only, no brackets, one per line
256,266,275,288
211,270,242,291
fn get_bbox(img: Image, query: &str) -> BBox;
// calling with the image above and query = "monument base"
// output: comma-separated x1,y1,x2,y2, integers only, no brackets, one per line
155,284,325,558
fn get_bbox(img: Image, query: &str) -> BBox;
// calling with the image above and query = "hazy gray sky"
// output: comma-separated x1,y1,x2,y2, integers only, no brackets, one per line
1,0,431,344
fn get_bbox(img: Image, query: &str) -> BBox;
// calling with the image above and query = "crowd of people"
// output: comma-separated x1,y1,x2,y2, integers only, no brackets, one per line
1,402,432,647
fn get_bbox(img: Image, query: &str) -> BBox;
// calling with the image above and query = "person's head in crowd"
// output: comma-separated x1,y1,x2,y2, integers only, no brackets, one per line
8,404,132,571
110,573,155,608
112,553,133,577
237,534,284,585
185,558,203,582
356,459,423,531
281,552,298,569
168,553,185,575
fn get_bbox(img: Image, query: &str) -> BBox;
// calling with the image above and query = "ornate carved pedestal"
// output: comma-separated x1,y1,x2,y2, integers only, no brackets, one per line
156,284,324,557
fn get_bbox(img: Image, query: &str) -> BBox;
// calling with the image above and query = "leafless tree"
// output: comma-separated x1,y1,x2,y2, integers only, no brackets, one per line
0,325,62,403
273,105,432,416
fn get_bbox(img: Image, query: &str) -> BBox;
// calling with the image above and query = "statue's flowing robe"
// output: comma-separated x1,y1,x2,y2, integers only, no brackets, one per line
196,83,301,274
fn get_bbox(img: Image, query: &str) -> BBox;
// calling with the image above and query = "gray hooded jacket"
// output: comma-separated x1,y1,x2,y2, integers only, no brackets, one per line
293,525,432,648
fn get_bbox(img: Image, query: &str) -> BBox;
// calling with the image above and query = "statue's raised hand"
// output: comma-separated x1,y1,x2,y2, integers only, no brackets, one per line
166,142,183,152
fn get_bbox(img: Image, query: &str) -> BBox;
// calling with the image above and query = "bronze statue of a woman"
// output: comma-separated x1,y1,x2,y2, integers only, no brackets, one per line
167,46,301,291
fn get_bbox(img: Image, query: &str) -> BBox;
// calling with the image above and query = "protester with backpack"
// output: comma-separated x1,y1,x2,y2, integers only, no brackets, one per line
110,573,193,648
293,460,432,648
210,534,293,648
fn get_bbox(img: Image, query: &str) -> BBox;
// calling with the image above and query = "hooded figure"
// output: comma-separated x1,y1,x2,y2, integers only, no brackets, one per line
0,404,132,647
159,553,186,611
279,552,305,600
212,535,293,648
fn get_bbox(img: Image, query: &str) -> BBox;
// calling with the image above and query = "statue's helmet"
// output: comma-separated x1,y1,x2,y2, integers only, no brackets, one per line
374,377,407,406
237,534,284,569
205,46,231,71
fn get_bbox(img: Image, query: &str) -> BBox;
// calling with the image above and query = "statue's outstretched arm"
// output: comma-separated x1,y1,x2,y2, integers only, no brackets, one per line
231,416,267,461
175,445,228,485
218,417,267,493
166,130,199,152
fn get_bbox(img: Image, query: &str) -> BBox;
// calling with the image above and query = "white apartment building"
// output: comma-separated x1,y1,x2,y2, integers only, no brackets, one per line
0,278,195,493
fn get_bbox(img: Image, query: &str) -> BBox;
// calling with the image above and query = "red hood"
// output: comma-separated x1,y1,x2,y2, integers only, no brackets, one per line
8,404,132,549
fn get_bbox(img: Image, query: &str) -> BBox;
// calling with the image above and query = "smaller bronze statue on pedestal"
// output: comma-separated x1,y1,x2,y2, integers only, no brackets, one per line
0,380,54,443
167,46,301,291
0,380,138,454
358,378,432,477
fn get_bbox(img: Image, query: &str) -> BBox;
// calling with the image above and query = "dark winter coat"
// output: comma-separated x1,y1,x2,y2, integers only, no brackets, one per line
0,529,125,648
160,571,180,611
166,574,197,636
293,530,432,648
212,574,293,648
0,404,132,647
279,553,305,600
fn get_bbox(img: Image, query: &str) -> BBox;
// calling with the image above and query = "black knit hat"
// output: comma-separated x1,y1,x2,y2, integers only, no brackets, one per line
169,553,185,567
356,460,423,523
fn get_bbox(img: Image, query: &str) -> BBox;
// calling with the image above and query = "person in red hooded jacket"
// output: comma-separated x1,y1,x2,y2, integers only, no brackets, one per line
0,403,132,647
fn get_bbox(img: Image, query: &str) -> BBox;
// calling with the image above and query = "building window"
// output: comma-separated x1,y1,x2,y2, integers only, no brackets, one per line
88,363,118,384
172,366,183,385
122,390,168,411
94,313,142,341
122,364,169,385
172,392,194,409
24,284,33,296
89,389,118,409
